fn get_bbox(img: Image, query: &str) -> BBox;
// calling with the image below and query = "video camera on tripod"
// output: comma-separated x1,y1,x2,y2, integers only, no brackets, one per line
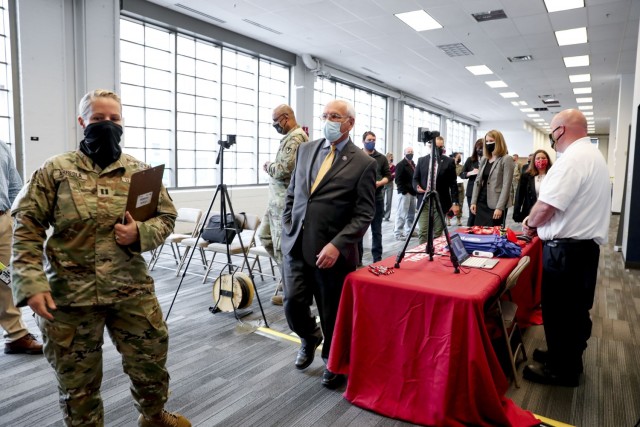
418,127,440,144
218,134,236,149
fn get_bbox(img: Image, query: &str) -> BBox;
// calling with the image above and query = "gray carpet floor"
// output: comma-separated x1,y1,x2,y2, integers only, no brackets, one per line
0,206,637,427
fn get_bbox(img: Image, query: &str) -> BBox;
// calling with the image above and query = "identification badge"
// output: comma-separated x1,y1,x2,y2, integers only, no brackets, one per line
0,262,10,286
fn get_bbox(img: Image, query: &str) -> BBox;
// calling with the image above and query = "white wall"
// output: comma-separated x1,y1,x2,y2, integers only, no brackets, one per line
611,74,634,213
478,120,552,160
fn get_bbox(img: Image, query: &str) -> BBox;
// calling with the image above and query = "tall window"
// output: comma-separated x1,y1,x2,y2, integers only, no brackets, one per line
403,104,440,157
313,77,387,151
0,0,14,153
446,119,472,160
119,17,290,188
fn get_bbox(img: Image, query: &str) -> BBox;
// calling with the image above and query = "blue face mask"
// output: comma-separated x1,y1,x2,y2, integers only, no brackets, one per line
364,141,375,151
323,120,344,142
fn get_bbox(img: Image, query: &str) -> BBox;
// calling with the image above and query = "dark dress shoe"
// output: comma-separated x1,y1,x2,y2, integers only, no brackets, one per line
533,348,548,364
295,336,322,370
523,364,580,387
321,368,346,389
532,349,583,373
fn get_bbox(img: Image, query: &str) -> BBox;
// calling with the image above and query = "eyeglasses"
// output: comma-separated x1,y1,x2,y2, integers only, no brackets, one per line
320,113,348,122
272,113,286,125
548,125,563,145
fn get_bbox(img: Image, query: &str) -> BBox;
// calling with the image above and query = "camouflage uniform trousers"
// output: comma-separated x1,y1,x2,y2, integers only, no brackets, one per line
259,203,284,266
35,294,169,426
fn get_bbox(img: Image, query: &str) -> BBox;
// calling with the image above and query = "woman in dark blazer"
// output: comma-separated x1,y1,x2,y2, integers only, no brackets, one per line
512,149,552,222
460,138,484,226
470,130,514,227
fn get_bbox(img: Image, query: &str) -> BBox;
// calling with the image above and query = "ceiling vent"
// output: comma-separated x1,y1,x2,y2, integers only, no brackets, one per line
437,43,474,57
533,107,548,111
508,55,534,62
242,19,282,35
472,10,507,22
175,4,226,24
539,95,560,105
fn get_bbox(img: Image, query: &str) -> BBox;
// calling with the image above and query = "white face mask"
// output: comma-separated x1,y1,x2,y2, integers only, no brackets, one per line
323,120,344,142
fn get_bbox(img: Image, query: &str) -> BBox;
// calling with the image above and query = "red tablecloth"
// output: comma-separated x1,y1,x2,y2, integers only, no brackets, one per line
327,238,542,427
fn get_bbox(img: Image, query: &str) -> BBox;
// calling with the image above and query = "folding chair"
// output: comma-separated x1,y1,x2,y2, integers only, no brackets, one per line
486,255,531,387
148,207,203,271
247,236,278,282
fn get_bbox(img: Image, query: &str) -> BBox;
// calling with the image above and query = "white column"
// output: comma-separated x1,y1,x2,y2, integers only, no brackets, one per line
611,74,634,213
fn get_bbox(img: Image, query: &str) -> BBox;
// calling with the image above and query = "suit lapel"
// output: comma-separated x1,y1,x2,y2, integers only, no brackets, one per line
307,139,327,194
311,138,355,194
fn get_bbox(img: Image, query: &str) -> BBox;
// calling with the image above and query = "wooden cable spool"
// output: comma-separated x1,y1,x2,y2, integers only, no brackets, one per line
212,272,255,312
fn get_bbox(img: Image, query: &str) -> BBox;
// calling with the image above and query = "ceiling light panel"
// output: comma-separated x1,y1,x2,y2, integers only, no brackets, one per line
576,97,593,103
578,105,593,110
544,0,584,13
466,65,493,75
563,55,589,67
534,118,545,122
395,10,443,31
555,27,587,46
485,80,508,88
500,92,519,98
573,87,592,94
527,113,540,117
520,108,534,112
569,74,591,83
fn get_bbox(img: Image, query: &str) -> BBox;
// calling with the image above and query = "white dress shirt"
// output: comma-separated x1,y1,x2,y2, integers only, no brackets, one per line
537,137,611,245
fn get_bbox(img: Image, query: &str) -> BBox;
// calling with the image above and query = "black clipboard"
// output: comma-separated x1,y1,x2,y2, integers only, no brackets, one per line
124,164,165,222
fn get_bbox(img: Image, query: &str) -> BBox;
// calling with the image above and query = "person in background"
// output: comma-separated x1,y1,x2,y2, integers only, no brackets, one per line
511,153,521,218
460,138,483,226
357,132,391,264
451,152,464,226
513,149,553,223
394,147,417,240
383,152,395,221
522,109,610,387
522,153,534,174
470,130,514,227
261,104,309,305
0,142,43,355
281,99,375,389
413,136,459,244
11,89,190,427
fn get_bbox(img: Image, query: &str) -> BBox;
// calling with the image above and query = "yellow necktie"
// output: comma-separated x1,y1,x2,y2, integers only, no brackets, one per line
311,145,336,193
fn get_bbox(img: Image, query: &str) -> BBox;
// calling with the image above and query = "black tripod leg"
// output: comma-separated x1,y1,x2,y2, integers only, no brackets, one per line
165,185,222,321
221,187,270,328
432,193,460,274
394,194,426,268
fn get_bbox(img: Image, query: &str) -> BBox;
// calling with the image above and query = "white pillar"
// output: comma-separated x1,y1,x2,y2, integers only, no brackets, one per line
611,74,634,213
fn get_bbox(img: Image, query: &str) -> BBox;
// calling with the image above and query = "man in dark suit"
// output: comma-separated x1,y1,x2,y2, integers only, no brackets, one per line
413,136,459,244
281,99,376,389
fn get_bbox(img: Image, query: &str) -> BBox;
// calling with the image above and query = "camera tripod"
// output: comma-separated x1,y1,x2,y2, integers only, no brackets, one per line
394,134,460,273
165,135,269,326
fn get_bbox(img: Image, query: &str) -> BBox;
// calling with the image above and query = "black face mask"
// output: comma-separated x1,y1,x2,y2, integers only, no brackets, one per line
80,121,123,169
406,153,414,161
486,143,496,154
476,149,483,158
273,122,284,135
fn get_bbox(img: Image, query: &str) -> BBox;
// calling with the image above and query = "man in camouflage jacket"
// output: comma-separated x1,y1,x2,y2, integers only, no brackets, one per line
262,104,308,305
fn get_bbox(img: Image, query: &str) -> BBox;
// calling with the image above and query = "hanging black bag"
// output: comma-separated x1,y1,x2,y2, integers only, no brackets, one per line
202,213,242,243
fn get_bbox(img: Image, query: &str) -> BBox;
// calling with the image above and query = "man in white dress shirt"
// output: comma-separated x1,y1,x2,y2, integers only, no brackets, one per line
522,109,610,387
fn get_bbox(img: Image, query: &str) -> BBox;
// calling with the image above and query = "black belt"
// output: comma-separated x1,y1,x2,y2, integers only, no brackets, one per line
544,238,595,247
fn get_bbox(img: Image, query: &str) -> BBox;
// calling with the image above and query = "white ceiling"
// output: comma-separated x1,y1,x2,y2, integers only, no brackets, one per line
146,0,640,134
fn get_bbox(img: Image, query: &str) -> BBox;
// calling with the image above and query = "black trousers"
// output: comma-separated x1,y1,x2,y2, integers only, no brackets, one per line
283,241,354,361
542,239,599,375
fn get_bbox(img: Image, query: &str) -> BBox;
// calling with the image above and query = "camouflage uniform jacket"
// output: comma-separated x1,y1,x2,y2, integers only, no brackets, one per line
265,126,308,210
11,151,177,307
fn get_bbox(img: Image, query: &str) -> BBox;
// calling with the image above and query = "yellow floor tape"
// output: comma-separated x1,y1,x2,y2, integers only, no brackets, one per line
533,414,575,427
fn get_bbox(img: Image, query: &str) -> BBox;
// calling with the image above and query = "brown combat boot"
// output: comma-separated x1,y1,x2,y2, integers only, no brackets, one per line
4,333,43,355
138,410,191,427
271,281,283,306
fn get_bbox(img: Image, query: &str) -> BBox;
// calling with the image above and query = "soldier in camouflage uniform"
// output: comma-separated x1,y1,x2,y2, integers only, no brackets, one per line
261,104,309,305
11,90,190,427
